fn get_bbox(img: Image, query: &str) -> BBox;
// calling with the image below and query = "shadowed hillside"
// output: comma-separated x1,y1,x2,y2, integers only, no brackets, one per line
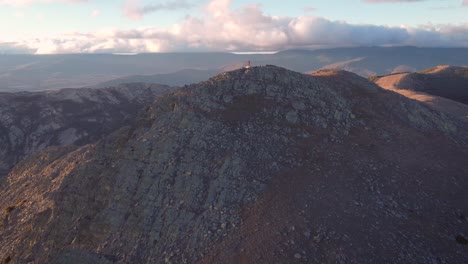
0,83,175,178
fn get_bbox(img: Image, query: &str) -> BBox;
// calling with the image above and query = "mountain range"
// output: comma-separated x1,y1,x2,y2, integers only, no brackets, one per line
372,65,468,105
1,47,468,92
94,69,221,88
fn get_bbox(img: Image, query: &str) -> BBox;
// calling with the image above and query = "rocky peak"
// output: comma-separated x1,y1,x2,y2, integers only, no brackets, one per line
1,66,467,264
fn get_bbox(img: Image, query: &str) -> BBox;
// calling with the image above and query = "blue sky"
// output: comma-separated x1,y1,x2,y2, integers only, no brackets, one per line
0,0,467,53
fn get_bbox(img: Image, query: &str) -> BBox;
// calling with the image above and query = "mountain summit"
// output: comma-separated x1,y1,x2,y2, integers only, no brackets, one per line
1,66,467,263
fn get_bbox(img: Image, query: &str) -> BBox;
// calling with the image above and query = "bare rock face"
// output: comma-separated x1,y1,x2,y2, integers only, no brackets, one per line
1,66,467,263
0,83,175,178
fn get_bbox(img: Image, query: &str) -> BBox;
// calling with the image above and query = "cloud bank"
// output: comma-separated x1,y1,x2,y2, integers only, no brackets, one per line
0,0,85,6
123,0,194,20
364,0,468,7
363,0,427,2
2,0,468,54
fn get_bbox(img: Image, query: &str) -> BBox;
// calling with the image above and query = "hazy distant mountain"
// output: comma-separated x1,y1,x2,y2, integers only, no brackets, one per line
373,65,468,105
317,47,468,77
2,47,468,92
0,53,242,92
0,83,174,178
1,66,467,263
94,69,222,88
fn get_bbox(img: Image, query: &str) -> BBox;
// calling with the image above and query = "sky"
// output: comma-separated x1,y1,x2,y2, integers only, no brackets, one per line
0,0,467,54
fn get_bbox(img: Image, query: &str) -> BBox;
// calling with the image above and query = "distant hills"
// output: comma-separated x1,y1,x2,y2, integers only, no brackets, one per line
371,65,468,127
372,65,468,105
1,47,468,92
94,69,221,88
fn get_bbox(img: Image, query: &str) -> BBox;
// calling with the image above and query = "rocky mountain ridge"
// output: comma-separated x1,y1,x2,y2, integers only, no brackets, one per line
0,83,175,178
1,66,467,263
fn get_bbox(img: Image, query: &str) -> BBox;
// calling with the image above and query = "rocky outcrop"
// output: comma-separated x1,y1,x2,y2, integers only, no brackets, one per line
0,83,175,178
1,66,467,263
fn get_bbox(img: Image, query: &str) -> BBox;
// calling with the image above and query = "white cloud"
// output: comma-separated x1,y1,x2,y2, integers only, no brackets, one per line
91,9,100,17
364,0,468,6
363,0,426,2
288,16,409,47
0,0,86,6
35,13,45,22
2,0,468,54
13,12,26,18
123,0,193,20
123,0,142,20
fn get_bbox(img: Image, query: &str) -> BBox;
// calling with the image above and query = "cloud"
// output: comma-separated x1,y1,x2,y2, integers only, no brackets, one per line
123,0,194,20
91,9,100,17
2,0,468,54
363,0,426,2
405,24,468,46
36,13,45,22
13,12,26,18
364,0,468,5
0,0,86,6
288,17,409,47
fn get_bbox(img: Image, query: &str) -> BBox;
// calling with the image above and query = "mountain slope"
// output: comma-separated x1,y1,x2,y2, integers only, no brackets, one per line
373,65,468,105
1,66,467,263
0,83,175,178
